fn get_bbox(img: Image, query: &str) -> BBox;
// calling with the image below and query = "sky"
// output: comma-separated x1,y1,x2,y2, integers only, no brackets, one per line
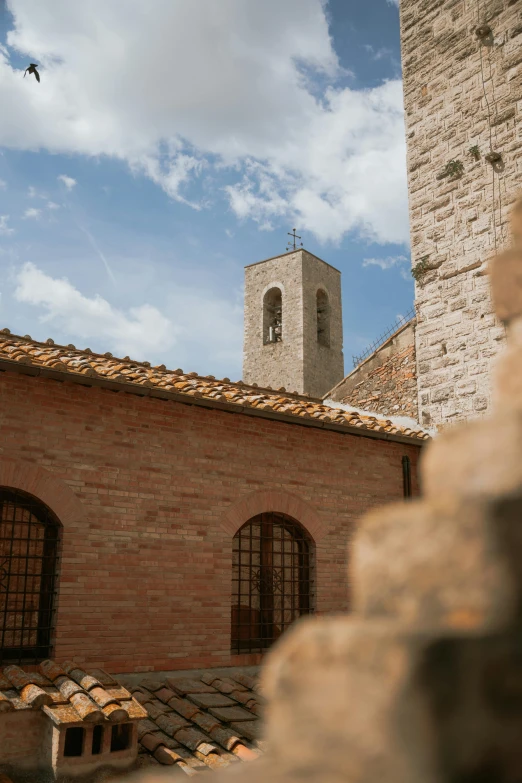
0,0,411,382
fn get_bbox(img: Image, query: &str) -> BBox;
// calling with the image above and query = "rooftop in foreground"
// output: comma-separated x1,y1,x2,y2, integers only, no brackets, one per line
128,669,263,774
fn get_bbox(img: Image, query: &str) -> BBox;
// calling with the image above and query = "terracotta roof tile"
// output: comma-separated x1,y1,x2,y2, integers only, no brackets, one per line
130,670,263,774
167,695,200,721
144,699,173,721
137,718,159,739
156,712,191,735
229,721,261,742
210,677,248,695
0,329,429,442
155,686,176,703
208,705,256,723
101,701,129,723
0,692,14,713
43,703,85,726
167,677,218,695
40,687,68,705
141,731,169,753
0,660,147,726
333,340,419,420
125,699,153,720
191,692,237,710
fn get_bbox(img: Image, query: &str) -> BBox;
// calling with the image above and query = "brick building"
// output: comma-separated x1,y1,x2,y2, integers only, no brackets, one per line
0,327,427,676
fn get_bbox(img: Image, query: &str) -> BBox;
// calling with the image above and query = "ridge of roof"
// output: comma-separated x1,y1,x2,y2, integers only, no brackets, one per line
0,328,430,443
0,660,147,725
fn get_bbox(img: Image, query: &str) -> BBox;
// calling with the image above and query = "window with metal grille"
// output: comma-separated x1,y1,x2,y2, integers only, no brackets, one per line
231,513,313,654
0,488,61,666
402,456,412,498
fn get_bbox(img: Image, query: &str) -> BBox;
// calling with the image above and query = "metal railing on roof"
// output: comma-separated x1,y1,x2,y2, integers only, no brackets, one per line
352,306,416,368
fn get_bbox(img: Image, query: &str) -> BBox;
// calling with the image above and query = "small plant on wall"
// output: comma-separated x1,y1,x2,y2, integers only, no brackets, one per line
412,255,430,282
437,159,464,180
468,145,480,161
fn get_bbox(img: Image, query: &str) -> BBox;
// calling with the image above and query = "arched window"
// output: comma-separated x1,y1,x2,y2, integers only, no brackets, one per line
263,287,283,344
231,513,313,654
316,289,330,347
0,488,61,665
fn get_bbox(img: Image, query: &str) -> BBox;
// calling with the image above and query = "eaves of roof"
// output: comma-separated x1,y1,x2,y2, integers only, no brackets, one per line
0,356,427,447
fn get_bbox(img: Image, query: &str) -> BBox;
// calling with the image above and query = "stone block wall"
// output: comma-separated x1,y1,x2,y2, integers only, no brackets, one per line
243,250,344,398
400,0,521,429
243,251,305,395
301,252,344,399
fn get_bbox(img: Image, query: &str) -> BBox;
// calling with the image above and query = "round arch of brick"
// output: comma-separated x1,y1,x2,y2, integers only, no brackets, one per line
0,456,86,528
221,489,327,542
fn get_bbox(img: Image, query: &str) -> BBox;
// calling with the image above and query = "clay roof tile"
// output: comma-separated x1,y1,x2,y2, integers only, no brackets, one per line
1,661,143,726
0,330,428,442
134,669,262,771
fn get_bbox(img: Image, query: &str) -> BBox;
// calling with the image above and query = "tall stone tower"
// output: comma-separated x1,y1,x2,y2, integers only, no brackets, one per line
400,0,520,429
243,249,344,398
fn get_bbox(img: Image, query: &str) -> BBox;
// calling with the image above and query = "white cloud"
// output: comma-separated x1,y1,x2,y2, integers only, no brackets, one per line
11,262,243,372
363,44,394,61
0,179,6,189
28,185,51,200
0,215,14,235
0,0,409,245
13,262,176,357
57,174,77,190
165,286,243,371
47,201,60,209
363,253,408,270
23,207,41,218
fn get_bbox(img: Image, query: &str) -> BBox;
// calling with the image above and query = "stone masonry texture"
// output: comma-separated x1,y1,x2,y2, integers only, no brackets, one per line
0,368,421,674
328,320,418,420
400,0,521,429
243,249,344,398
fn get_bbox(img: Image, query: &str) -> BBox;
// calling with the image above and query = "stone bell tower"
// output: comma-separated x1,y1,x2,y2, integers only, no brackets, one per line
242,248,344,398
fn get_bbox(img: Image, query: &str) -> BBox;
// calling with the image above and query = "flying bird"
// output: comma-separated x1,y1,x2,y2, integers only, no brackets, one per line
24,64,40,82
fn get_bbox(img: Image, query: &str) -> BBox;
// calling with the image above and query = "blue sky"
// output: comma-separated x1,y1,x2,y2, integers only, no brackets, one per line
0,0,411,381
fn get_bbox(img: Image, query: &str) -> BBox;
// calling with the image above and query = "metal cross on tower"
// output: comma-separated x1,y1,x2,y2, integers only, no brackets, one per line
286,228,303,252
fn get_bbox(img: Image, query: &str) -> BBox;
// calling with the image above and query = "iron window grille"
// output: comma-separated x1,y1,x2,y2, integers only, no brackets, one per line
402,456,412,498
231,513,314,654
0,488,61,666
